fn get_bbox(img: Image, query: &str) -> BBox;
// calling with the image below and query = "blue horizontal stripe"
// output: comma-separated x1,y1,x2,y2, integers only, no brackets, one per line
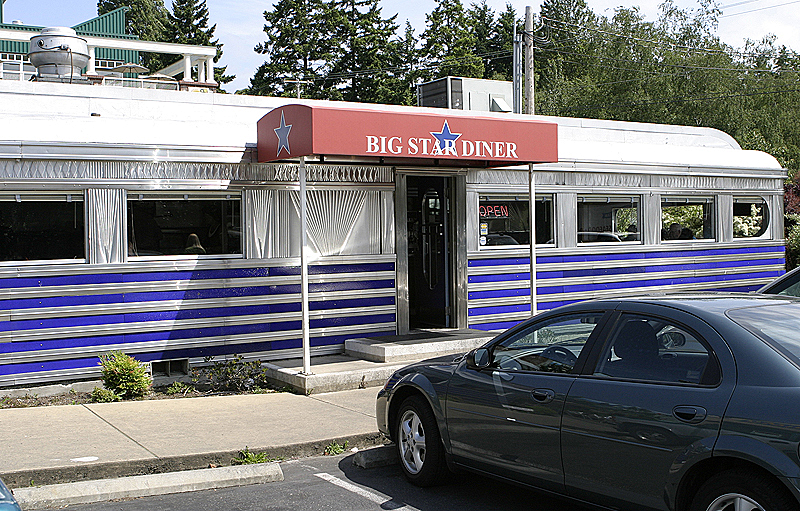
1,279,394,311
308,263,395,275
469,304,531,316
310,313,395,329
469,245,785,268
0,263,394,291
0,303,302,333
309,296,395,310
0,320,303,354
469,288,531,300
537,271,783,295
470,257,785,284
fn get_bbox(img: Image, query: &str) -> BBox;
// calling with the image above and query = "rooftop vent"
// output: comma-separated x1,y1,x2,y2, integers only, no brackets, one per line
28,27,89,80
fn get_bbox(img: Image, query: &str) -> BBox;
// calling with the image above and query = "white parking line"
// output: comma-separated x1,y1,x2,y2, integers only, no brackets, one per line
313,472,418,510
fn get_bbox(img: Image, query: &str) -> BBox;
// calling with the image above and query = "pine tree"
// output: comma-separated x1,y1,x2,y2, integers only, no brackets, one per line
167,0,234,85
97,0,172,71
326,0,400,103
421,0,484,80
244,0,339,98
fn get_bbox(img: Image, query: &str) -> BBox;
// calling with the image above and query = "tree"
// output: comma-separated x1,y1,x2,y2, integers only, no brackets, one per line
421,0,484,80
97,0,172,71
326,0,401,103
243,0,339,98
167,0,234,85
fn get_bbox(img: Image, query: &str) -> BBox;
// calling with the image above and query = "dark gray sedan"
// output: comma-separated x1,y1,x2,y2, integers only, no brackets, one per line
377,294,800,511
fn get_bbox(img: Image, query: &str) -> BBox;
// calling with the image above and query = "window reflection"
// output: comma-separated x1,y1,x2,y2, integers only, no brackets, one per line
577,196,640,243
661,197,715,241
0,196,85,262
733,197,769,239
127,196,241,257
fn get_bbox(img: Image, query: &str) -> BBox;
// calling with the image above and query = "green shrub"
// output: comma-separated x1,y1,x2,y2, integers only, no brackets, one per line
198,355,270,392
787,214,800,270
98,351,152,399
323,440,349,456
90,386,121,403
231,447,278,465
164,381,195,396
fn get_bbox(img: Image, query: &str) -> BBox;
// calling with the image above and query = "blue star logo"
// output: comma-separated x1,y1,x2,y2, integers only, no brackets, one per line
430,120,461,154
274,111,292,157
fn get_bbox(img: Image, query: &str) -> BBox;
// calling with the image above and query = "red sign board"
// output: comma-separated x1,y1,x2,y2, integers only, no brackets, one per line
257,104,558,167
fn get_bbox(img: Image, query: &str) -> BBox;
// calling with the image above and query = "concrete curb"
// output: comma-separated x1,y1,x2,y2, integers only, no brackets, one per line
352,445,398,469
13,463,284,510
1,432,386,489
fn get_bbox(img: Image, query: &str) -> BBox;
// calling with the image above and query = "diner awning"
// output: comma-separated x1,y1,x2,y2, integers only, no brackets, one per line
256,103,558,167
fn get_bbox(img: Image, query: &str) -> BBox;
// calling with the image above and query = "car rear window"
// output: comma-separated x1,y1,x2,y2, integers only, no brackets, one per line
727,304,800,362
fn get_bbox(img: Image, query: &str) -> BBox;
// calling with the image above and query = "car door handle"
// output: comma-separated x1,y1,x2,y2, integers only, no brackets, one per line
531,388,555,403
673,405,707,424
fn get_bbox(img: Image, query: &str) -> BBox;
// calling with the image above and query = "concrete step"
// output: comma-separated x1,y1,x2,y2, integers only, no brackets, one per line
264,329,498,394
345,329,496,363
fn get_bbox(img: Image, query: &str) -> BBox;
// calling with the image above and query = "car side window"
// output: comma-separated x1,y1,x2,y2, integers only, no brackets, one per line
491,313,603,374
593,315,719,385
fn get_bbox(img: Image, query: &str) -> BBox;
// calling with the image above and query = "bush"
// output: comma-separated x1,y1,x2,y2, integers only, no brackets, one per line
196,355,270,392
99,351,152,399
786,214,800,270
90,386,121,403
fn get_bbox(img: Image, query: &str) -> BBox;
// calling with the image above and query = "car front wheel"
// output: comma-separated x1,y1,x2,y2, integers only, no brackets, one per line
395,395,449,487
690,470,798,511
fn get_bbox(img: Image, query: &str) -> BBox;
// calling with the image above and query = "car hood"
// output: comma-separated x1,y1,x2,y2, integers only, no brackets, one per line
399,352,466,371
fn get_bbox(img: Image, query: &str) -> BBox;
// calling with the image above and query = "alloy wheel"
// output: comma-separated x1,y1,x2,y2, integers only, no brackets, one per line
399,408,427,475
705,493,764,511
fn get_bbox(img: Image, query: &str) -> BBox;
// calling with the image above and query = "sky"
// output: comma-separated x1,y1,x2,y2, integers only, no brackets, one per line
3,0,800,93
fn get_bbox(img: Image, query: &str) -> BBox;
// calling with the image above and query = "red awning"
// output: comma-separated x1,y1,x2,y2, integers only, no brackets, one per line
257,103,558,167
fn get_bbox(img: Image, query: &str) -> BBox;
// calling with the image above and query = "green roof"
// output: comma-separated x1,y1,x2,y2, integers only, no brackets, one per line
0,8,138,63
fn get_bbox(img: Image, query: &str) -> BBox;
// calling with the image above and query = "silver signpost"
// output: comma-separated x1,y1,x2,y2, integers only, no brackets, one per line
299,156,312,374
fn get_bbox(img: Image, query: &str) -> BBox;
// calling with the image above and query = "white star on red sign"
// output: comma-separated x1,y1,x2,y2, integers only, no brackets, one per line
274,111,292,157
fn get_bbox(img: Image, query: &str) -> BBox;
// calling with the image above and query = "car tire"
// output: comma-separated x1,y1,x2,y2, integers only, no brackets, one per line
395,395,449,487
690,469,798,511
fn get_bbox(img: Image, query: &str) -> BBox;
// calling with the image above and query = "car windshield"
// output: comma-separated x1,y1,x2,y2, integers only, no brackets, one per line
727,303,800,362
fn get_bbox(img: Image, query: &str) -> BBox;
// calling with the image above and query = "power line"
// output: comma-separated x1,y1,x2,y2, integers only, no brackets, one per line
541,16,799,60
720,0,800,17
537,43,800,75
552,87,800,114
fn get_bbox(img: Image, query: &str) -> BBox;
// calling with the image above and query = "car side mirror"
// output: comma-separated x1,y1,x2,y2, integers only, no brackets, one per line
466,348,491,371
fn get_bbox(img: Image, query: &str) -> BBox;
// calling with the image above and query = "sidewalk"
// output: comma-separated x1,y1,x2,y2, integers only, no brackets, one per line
0,388,384,491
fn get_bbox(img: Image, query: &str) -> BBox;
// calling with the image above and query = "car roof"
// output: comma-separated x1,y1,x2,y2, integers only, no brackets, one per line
565,292,800,317
757,266,800,294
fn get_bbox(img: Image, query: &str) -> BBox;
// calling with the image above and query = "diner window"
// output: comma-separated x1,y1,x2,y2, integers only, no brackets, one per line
0,194,85,262
478,194,553,247
127,194,241,257
661,197,715,241
577,196,640,243
733,197,769,239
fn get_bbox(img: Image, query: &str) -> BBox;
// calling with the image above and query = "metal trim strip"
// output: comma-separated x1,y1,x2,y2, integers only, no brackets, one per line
467,264,785,293
0,321,396,366
467,252,786,276
1,288,395,321
1,305,396,344
0,271,395,301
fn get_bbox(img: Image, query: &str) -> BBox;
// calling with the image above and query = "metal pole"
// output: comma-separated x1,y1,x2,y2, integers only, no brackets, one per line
529,163,538,316
299,157,312,374
524,6,535,115
513,28,523,114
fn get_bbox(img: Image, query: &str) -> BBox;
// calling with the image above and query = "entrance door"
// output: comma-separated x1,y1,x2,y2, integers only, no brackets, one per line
407,176,451,328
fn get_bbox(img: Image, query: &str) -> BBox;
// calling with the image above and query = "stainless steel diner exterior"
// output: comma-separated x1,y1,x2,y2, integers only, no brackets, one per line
0,77,787,387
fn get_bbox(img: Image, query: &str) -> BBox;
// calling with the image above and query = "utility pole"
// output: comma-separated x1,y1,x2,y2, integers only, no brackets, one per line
512,25,523,114
284,78,313,99
524,6,535,115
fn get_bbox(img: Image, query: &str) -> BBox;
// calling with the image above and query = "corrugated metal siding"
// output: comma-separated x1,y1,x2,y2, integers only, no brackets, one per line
73,7,128,36
0,258,396,387
467,244,786,331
